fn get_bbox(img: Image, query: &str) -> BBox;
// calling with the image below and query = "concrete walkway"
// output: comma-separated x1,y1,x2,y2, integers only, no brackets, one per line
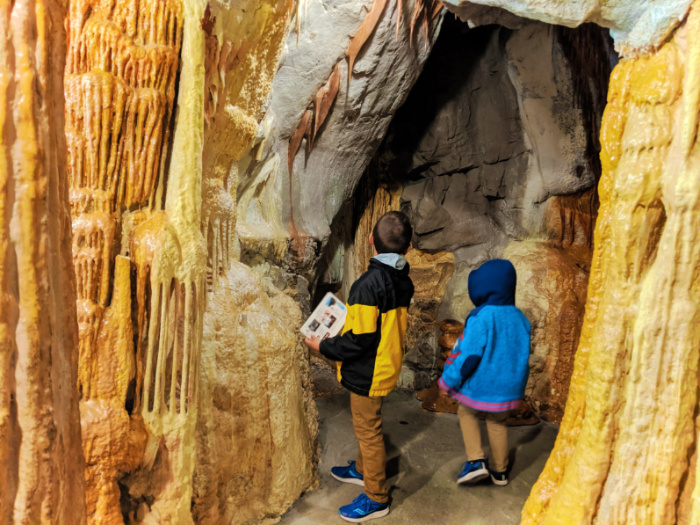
280,390,558,525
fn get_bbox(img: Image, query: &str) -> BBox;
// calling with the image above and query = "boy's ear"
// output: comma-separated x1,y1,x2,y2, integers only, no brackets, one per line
405,244,412,254
369,233,375,246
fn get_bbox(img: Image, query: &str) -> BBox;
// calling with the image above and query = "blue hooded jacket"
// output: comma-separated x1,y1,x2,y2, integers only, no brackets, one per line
438,259,531,412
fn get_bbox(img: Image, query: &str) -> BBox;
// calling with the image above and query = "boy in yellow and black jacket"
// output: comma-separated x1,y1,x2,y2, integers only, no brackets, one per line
305,211,414,523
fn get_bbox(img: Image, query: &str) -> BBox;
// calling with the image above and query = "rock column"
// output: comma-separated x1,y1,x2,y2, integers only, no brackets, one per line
523,5,700,523
0,0,86,522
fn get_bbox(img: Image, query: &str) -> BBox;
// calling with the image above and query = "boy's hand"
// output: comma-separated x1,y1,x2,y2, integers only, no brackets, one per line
304,335,322,358
304,335,321,351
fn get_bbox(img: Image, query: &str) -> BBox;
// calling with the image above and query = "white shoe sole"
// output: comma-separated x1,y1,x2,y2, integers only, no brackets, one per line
339,507,390,522
331,472,365,486
457,469,489,485
490,474,509,486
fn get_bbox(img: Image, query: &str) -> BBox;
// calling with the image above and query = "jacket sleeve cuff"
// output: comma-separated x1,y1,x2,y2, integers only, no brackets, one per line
438,376,459,395
319,339,340,361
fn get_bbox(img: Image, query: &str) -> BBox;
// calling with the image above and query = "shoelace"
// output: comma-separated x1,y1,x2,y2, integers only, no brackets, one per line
355,494,382,512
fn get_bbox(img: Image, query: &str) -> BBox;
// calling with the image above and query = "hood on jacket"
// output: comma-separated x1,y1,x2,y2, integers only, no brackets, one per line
466,259,516,322
372,253,408,270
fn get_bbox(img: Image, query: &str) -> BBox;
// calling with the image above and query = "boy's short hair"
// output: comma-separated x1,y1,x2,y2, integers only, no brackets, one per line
373,211,413,254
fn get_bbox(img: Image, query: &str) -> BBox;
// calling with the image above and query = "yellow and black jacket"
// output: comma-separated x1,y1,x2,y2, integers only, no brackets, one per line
320,258,414,397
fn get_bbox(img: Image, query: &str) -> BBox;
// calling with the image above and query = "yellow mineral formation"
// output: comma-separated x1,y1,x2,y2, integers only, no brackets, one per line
182,2,318,522
404,248,455,361
64,0,185,522
346,183,402,288
81,257,147,522
522,4,700,523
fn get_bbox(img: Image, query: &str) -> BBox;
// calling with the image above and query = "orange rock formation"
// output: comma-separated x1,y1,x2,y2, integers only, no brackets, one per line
64,1,185,521
0,0,86,522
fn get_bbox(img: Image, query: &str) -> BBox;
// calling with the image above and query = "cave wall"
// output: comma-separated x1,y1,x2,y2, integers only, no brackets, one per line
523,3,700,522
62,0,317,523
442,0,694,56
4,0,700,522
358,17,611,420
2,0,445,522
0,1,86,522
237,0,444,267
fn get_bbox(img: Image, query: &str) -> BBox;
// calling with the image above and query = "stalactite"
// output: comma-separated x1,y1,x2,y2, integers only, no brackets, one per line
286,0,443,235
347,0,389,84
313,63,342,140
409,0,443,47
65,0,184,522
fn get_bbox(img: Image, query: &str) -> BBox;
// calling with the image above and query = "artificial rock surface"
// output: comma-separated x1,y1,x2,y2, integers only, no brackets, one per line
365,17,609,420
194,262,317,524
237,0,443,258
442,0,694,56
5,0,700,524
62,0,318,523
0,1,86,522
522,3,700,523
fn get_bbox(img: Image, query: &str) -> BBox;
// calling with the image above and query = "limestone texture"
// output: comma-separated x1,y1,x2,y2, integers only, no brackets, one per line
0,1,86,522
400,249,455,390
194,262,317,524
65,1,185,519
6,0,700,522
522,4,700,522
442,0,694,56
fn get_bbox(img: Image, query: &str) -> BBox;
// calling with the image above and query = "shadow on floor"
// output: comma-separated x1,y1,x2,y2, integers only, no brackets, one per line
280,390,558,525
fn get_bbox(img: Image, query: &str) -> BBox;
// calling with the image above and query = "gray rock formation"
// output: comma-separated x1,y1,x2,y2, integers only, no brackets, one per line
237,0,444,256
380,20,609,262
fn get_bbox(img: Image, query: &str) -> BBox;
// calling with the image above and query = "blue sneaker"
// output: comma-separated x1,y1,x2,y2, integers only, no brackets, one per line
338,494,389,522
457,459,489,484
331,460,364,486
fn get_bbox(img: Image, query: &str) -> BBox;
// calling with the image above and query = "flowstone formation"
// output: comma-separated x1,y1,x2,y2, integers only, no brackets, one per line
0,1,86,522
65,1,184,519
522,4,700,523
63,0,317,523
191,2,317,522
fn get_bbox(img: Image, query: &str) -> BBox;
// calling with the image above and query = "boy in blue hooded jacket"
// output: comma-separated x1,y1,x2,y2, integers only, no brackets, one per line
439,259,531,486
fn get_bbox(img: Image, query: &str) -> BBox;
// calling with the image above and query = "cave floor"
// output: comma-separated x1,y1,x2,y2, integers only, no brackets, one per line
280,390,558,525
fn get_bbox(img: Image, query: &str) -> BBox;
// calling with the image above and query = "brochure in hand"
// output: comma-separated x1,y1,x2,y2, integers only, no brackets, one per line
300,292,347,341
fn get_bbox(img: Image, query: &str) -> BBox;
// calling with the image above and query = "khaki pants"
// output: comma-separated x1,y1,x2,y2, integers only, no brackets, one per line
457,404,510,472
350,392,388,503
